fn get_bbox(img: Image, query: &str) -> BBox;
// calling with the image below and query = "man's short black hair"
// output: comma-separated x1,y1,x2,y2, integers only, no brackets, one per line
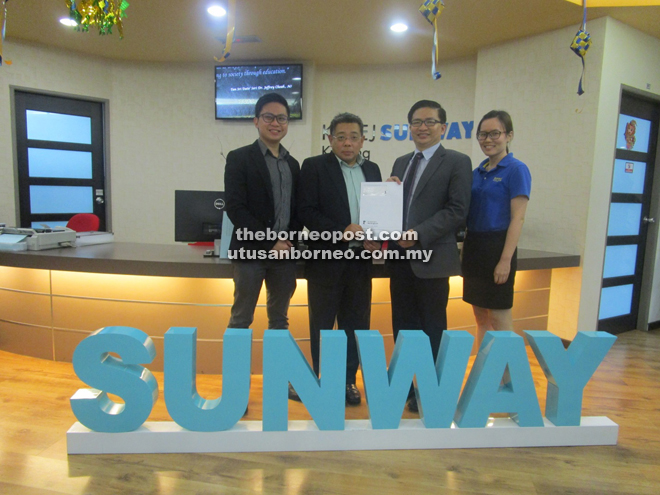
254,93,290,118
407,100,446,124
329,112,364,136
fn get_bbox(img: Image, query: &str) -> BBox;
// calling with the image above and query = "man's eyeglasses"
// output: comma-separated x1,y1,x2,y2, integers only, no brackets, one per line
332,134,362,143
260,113,289,124
476,130,506,141
410,119,443,128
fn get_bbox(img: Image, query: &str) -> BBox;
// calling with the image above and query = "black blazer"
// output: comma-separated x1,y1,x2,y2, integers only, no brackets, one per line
224,140,301,252
298,152,382,283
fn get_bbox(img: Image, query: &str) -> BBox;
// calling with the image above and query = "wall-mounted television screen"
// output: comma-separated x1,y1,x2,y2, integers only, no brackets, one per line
215,64,303,120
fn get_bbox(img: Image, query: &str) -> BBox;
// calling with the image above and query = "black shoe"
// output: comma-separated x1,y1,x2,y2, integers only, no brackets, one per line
243,405,249,416
345,384,361,405
288,383,301,402
406,396,419,413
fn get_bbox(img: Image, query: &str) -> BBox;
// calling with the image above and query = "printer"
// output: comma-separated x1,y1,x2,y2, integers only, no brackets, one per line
0,226,77,251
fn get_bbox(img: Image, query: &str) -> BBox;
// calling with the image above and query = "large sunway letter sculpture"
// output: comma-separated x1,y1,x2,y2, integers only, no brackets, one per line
70,327,616,435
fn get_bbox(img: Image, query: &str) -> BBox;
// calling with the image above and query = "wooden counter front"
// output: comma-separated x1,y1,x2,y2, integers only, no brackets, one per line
0,243,579,373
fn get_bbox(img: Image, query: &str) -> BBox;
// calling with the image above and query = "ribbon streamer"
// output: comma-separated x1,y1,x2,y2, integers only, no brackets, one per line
570,0,591,96
214,0,237,63
1,0,12,66
66,0,130,39
419,0,444,80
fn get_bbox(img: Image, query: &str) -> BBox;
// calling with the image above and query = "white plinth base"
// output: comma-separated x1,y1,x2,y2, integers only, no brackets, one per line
67,417,618,454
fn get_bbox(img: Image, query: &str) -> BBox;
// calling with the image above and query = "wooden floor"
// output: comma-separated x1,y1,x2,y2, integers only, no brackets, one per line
1,329,659,494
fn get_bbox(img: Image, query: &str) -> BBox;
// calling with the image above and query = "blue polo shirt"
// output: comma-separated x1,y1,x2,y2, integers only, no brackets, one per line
467,153,531,232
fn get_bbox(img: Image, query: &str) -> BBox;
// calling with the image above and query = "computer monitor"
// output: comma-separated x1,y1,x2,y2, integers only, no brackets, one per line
174,190,226,243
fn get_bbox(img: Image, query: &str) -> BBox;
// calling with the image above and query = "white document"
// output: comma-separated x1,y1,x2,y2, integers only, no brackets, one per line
359,182,403,236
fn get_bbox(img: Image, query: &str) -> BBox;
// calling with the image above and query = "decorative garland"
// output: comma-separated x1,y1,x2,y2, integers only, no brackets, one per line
419,0,445,80
65,0,130,38
570,0,591,95
1,0,11,66
214,0,237,63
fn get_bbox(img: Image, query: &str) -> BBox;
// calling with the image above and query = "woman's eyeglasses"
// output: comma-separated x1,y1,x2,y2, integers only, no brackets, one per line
476,130,506,141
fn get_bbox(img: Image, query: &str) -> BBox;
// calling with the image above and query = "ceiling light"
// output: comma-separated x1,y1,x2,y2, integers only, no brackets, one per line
59,18,78,27
390,23,408,33
208,5,227,17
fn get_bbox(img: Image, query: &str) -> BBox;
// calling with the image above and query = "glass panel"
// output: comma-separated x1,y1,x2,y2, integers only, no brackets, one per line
603,245,638,278
616,114,652,153
28,148,93,179
599,284,633,320
612,159,646,194
29,186,93,214
31,221,69,229
607,203,641,236
26,110,92,145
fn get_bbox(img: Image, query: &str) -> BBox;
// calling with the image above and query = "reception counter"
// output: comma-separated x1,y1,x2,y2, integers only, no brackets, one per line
0,243,579,373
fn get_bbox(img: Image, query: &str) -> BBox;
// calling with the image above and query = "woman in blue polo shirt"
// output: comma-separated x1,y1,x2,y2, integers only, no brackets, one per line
462,110,531,346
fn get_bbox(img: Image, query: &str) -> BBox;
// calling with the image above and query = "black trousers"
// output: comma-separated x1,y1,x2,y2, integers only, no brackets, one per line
228,259,297,330
389,259,450,397
307,260,372,385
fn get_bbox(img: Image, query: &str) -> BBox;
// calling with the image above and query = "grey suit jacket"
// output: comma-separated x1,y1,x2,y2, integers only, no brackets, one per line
391,144,472,278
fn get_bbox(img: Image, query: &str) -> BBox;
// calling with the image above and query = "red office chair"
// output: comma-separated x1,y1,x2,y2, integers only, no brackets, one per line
66,213,100,232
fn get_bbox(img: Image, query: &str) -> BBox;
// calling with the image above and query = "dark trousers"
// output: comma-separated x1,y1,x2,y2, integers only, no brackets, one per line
307,260,371,385
228,260,297,329
389,260,450,397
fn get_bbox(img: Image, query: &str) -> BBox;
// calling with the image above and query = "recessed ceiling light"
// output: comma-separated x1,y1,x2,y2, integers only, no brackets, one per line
59,18,78,27
208,5,227,17
390,23,408,33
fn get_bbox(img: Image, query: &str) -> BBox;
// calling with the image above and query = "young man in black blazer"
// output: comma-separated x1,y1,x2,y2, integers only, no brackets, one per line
298,113,382,405
387,100,472,412
224,93,302,400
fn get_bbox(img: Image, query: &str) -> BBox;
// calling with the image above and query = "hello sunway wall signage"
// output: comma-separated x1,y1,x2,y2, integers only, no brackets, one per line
320,121,475,158
66,328,619,454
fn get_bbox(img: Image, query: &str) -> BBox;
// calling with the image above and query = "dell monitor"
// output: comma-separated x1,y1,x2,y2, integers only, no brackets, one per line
174,190,226,243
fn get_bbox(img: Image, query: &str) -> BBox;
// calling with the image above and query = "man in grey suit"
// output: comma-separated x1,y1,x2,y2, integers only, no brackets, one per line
387,100,472,412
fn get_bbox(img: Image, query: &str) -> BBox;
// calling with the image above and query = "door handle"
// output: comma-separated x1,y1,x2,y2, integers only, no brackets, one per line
643,217,655,224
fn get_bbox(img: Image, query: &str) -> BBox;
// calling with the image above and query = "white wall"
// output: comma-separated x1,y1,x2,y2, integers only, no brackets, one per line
0,40,316,244
473,21,605,255
106,60,316,243
651,233,660,324
579,17,660,332
1,46,478,243
0,40,113,229
312,60,477,171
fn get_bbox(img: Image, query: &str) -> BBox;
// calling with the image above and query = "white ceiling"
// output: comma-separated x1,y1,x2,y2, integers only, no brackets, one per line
5,0,660,65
